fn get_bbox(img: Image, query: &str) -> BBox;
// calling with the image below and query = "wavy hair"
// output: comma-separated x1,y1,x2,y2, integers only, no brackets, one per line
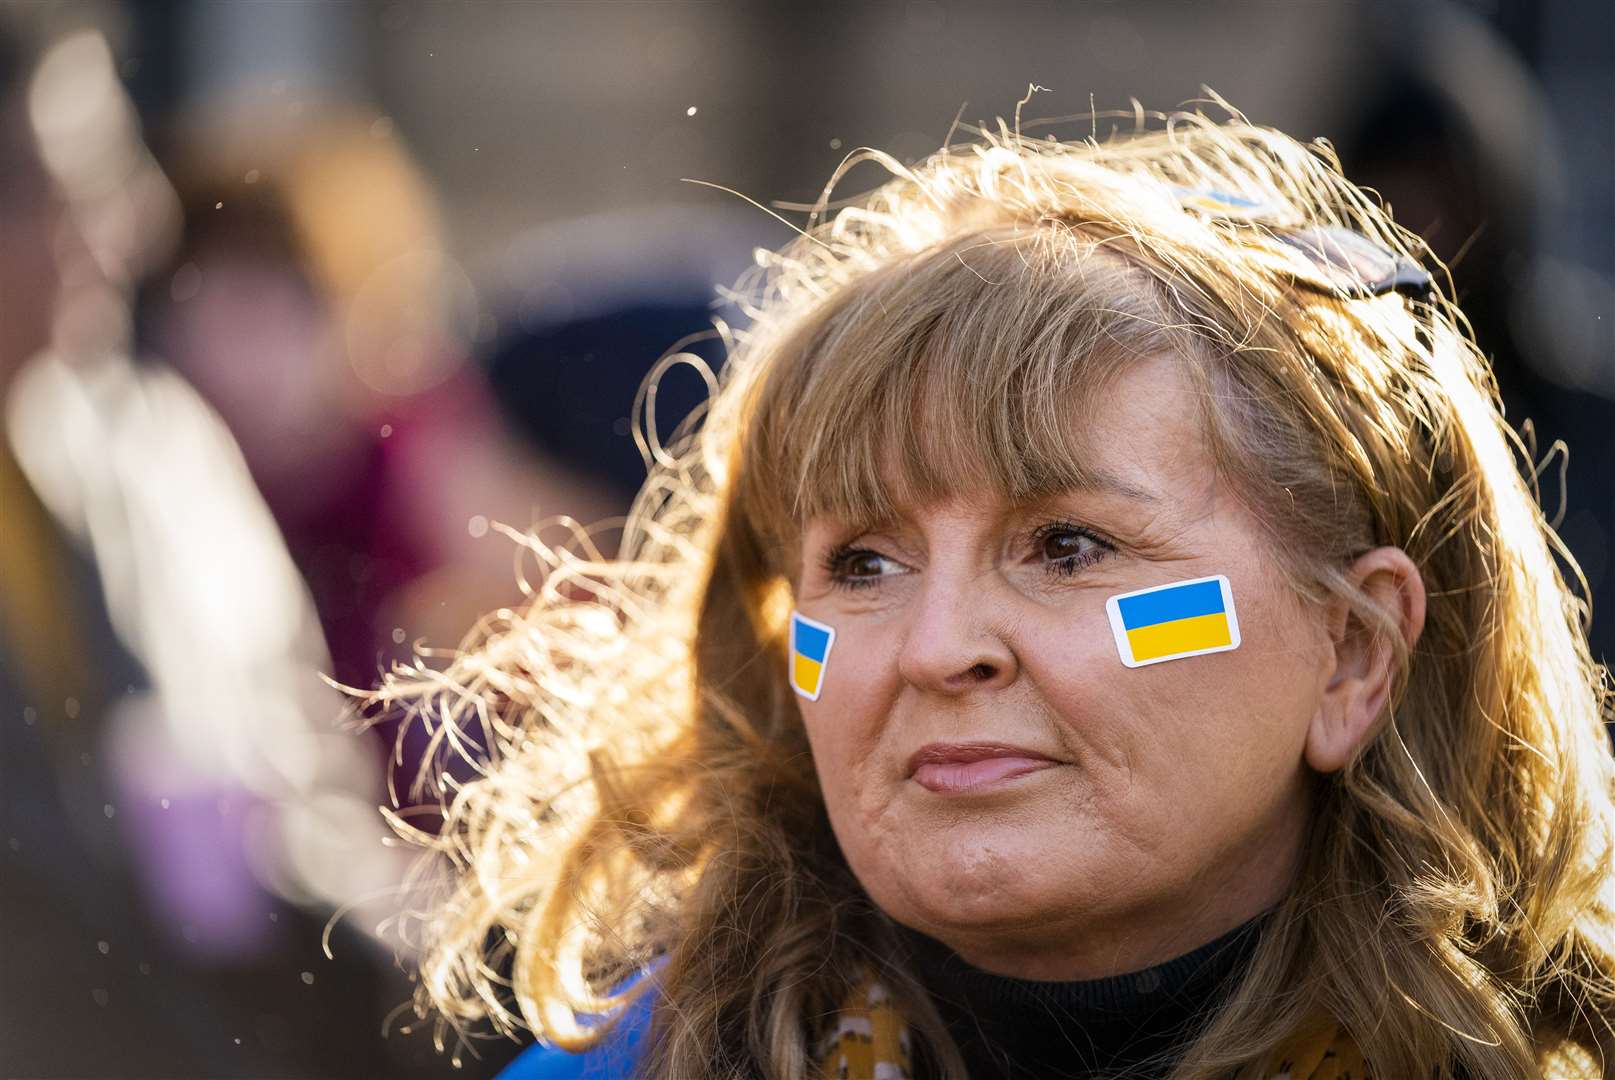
346,96,1615,1078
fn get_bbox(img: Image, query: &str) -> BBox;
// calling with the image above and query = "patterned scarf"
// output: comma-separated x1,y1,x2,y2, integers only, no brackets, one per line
815,971,1369,1080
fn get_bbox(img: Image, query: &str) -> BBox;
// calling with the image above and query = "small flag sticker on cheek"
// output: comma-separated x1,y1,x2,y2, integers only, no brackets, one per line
789,610,836,701
1105,575,1241,668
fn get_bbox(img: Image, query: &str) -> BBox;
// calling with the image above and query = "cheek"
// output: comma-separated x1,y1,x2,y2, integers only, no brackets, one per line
793,642,892,879
1026,585,1321,800
795,621,900,784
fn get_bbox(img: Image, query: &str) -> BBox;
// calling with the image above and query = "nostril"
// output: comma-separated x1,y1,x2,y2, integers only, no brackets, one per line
968,662,995,681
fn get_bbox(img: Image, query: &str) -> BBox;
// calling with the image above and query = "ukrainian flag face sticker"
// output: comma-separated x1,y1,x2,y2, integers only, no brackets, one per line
1106,575,1241,668
789,610,835,701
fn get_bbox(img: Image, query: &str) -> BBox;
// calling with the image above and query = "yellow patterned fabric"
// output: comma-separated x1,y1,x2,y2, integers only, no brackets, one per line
815,970,1368,1080
816,975,915,1080
0,443,87,715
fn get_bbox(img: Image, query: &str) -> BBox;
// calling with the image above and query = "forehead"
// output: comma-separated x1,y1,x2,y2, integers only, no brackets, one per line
803,353,1211,534
740,229,1229,566
1076,355,1212,483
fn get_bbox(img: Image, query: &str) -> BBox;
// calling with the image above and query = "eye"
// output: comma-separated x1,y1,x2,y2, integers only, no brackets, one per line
822,544,906,591
1031,522,1111,577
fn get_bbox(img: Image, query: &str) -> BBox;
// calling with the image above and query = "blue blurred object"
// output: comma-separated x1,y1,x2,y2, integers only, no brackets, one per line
496,960,665,1080
482,300,727,506
478,206,767,509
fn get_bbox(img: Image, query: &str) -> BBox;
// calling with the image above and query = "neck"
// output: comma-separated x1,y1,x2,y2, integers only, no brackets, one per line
898,906,1277,1079
909,898,1287,981
914,796,1311,980
900,904,1275,1007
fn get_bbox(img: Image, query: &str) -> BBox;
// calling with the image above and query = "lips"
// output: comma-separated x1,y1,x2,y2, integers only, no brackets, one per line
905,742,1060,794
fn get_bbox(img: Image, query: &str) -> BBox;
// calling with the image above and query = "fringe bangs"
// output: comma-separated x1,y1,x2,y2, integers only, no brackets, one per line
741,225,1204,558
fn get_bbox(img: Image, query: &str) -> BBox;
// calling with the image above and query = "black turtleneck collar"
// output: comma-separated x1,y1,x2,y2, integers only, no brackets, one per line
897,907,1276,1079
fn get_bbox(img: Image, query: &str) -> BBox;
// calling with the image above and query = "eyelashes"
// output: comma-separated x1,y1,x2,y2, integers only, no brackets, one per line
821,521,1113,592
820,543,890,592
1031,521,1112,577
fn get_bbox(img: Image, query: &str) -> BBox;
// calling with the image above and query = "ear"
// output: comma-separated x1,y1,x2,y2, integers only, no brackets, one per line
1304,547,1427,773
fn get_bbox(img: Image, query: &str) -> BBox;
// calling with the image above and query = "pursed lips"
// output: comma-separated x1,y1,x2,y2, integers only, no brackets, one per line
904,741,1064,794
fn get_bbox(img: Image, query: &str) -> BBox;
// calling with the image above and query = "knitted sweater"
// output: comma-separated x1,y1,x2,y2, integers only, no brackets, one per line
497,947,1370,1079
815,970,1368,1079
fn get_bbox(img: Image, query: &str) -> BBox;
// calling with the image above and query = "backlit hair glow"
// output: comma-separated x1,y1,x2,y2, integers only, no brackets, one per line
344,96,1615,1078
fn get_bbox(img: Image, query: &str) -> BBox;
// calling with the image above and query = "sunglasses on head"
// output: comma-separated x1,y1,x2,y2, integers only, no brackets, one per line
1171,186,1436,302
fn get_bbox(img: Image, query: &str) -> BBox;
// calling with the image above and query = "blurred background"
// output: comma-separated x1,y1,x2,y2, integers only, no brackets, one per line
0,1,1610,1077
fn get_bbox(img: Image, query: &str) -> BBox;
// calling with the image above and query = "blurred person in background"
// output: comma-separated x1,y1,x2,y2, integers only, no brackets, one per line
135,106,486,697
0,19,212,1072
1,17,491,1078
128,106,615,844
1337,0,1615,675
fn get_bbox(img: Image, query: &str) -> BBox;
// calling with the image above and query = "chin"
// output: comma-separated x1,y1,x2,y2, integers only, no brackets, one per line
880,854,1085,934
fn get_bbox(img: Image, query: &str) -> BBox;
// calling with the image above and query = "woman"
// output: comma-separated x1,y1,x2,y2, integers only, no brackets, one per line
351,101,1615,1078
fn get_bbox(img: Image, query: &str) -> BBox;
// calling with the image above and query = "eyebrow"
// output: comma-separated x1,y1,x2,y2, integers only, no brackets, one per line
1029,468,1161,506
806,470,1162,541
1091,469,1160,503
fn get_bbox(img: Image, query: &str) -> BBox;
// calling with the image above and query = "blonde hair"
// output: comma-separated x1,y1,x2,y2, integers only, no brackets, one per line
347,96,1615,1078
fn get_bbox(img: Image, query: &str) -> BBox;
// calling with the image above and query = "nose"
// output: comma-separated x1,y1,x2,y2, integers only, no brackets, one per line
895,567,1018,694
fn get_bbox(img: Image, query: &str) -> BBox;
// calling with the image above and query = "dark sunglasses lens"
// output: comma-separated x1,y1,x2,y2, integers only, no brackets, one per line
1274,227,1433,299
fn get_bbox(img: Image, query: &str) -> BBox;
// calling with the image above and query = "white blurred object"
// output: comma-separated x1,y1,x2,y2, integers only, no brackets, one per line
6,347,413,960
11,25,416,958
27,30,180,295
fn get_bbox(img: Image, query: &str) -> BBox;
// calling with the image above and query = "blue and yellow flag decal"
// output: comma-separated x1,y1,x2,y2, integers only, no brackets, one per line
1105,575,1241,668
789,610,836,701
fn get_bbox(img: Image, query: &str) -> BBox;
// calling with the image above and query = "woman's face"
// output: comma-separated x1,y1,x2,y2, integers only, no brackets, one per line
792,354,1337,980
